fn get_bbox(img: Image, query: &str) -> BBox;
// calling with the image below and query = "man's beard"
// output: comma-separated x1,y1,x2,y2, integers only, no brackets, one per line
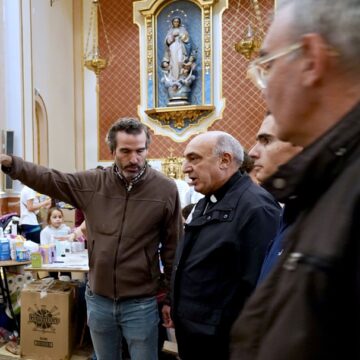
120,165,140,180
115,161,146,182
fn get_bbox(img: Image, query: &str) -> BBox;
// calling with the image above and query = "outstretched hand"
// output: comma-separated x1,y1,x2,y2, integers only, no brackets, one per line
0,154,12,168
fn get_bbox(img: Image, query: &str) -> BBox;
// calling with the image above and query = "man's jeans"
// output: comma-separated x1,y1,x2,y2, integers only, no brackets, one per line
85,285,159,360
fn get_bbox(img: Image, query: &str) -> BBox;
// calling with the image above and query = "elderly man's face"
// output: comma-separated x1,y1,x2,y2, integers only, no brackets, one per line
182,135,224,196
261,4,308,144
249,115,302,183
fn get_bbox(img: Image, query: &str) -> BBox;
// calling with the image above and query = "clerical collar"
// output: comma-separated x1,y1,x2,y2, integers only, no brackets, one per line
114,163,147,192
209,194,217,203
207,171,242,203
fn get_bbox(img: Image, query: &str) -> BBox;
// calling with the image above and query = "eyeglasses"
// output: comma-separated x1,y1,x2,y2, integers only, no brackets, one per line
247,42,303,89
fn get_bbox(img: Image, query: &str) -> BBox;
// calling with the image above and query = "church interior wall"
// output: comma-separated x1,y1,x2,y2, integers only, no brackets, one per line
1,0,273,195
0,3,5,192
31,0,77,172
97,0,273,161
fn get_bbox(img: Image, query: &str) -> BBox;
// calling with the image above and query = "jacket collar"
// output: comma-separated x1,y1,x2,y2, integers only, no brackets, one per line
205,171,243,204
263,101,360,206
113,162,148,191
193,172,250,218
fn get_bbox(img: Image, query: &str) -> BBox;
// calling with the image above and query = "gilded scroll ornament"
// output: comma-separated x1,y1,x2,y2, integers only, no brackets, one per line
146,106,214,130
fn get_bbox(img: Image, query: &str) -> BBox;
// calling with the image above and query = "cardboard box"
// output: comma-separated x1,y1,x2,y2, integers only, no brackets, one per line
20,280,75,360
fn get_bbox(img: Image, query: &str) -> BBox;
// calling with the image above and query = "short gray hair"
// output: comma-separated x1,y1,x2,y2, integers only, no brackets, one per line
213,133,244,167
277,0,360,75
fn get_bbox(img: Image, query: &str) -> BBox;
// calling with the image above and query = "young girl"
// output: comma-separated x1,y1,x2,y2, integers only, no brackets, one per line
40,207,73,245
20,185,51,243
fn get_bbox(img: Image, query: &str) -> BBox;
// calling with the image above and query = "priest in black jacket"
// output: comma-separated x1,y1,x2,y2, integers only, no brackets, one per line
162,131,281,360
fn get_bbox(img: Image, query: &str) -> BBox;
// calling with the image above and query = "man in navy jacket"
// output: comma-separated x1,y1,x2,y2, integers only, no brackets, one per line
249,113,302,284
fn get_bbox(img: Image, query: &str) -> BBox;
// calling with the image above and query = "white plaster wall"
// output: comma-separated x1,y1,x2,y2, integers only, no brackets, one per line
2,0,24,193
0,2,5,134
0,1,5,192
31,0,76,172
2,0,23,158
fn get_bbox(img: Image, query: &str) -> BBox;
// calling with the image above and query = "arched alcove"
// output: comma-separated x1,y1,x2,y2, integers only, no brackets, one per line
34,89,49,166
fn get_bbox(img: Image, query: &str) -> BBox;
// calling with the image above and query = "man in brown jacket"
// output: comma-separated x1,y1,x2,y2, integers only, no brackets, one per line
231,0,360,359
0,118,183,360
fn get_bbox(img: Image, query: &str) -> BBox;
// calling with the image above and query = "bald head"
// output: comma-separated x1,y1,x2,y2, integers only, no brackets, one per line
183,131,244,195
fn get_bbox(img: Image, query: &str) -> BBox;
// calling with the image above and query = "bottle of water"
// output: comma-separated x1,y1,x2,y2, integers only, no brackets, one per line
0,227,11,261
11,223,17,236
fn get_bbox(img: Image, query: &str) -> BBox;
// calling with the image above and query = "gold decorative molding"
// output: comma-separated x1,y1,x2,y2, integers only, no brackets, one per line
134,0,228,142
161,153,185,179
203,5,212,75
145,105,215,130
145,15,154,79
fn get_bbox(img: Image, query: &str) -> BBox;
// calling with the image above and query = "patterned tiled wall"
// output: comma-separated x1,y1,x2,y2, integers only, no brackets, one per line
98,0,140,160
98,0,273,160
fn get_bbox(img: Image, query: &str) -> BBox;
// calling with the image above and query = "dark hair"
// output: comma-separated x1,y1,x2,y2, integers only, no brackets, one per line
105,117,151,154
182,203,196,220
240,150,255,173
47,207,64,225
172,17,181,25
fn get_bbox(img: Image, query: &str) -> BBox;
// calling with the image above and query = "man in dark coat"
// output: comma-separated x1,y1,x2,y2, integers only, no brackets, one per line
162,131,281,360
230,0,360,359
249,113,302,284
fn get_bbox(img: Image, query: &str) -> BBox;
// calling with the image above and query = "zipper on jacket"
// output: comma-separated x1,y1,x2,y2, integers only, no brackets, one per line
113,188,130,299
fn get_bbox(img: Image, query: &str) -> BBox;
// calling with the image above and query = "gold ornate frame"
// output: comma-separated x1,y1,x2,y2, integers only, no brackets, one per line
133,0,228,142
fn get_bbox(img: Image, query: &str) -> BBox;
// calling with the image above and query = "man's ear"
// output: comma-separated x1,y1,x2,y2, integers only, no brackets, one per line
219,153,232,169
301,33,330,87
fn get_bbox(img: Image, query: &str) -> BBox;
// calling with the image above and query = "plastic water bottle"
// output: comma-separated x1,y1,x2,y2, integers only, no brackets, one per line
0,228,11,261
11,223,17,236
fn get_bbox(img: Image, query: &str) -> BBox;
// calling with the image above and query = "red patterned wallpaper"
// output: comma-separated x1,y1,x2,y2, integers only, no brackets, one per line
99,0,274,160
216,0,273,149
98,0,140,160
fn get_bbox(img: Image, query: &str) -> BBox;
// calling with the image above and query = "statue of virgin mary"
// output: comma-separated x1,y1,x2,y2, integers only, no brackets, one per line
161,17,196,106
